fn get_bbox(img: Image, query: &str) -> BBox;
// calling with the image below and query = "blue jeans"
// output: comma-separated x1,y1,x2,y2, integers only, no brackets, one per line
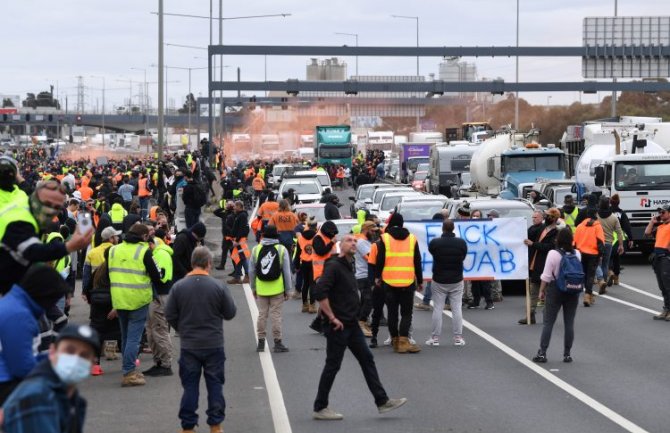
232,258,249,278
178,347,226,429
139,197,150,220
598,243,613,281
117,305,149,374
314,325,387,411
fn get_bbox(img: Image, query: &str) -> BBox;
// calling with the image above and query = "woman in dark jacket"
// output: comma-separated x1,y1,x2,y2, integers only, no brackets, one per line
608,194,633,286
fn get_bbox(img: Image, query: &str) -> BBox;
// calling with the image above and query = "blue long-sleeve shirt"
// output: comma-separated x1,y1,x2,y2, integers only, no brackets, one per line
0,284,44,382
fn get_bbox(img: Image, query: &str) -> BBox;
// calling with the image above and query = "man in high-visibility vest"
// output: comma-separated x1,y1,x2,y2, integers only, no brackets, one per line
573,208,605,307
249,225,293,353
252,173,266,198
0,155,28,208
137,173,152,220
374,213,423,354
228,201,251,285
311,221,339,283
645,204,670,320
143,228,175,377
108,223,162,387
0,180,92,295
561,195,580,233
109,198,128,232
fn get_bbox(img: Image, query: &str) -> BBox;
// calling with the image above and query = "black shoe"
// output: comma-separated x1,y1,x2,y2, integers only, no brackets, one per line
485,302,495,310
467,303,479,309
532,352,547,363
369,337,378,348
143,365,173,377
518,313,536,325
228,271,235,277
563,355,573,363
256,338,265,352
273,340,289,353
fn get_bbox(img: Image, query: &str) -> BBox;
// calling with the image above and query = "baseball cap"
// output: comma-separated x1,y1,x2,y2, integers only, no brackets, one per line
101,227,122,241
56,324,101,352
361,221,379,232
658,204,670,212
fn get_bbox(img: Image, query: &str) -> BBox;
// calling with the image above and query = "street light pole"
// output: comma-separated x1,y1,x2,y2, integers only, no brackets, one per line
158,0,164,159
391,15,419,76
334,32,359,76
612,0,618,117
514,0,520,130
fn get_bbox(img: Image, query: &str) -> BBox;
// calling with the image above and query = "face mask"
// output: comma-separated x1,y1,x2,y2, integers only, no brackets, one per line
30,195,60,230
544,217,555,225
53,353,92,385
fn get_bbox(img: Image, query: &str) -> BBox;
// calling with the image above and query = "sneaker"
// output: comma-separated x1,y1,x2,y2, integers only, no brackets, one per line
256,338,265,352
383,336,392,346
532,351,547,363
467,303,479,309
453,336,466,346
414,302,431,311
91,364,104,376
313,407,344,420
377,397,408,414
143,365,173,377
563,355,573,363
518,313,536,325
273,339,289,353
425,337,440,346
121,370,146,387
408,336,417,345
379,316,388,327
485,302,495,310
653,311,668,320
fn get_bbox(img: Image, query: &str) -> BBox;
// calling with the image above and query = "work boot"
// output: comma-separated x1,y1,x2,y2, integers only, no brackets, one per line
583,293,592,307
273,339,289,353
395,337,410,354
606,271,615,287
226,277,242,285
597,279,607,295
391,336,399,351
104,341,120,361
209,424,224,433
301,302,310,313
359,321,373,337
215,263,225,270
121,370,146,387
256,338,265,352
518,312,536,325
406,337,421,353
143,364,173,377
612,274,620,285
181,429,196,433
308,303,318,314
241,275,250,284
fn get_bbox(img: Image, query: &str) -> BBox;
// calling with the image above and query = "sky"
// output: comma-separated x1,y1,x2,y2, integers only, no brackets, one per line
2,0,668,111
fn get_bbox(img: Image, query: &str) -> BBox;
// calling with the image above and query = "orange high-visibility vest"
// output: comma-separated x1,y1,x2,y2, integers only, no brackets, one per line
257,201,279,222
367,241,378,265
149,205,160,221
312,232,335,281
574,219,604,255
655,222,670,250
381,232,417,287
252,176,265,191
297,232,314,263
138,177,150,198
231,237,250,265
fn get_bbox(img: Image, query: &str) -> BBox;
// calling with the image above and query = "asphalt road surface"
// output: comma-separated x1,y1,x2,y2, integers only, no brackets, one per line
70,186,669,433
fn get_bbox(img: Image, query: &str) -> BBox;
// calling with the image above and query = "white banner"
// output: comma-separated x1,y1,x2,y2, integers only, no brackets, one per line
404,218,529,281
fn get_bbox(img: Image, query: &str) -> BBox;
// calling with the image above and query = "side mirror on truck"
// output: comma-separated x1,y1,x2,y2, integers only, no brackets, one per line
594,166,605,187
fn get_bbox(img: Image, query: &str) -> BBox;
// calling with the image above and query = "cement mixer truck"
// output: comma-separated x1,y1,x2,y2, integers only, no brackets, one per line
469,129,567,199
574,124,670,252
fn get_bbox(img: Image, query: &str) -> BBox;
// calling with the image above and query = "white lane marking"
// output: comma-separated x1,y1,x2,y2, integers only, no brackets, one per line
416,293,650,433
243,283,293,433
617,282,664,301
596,293,661,315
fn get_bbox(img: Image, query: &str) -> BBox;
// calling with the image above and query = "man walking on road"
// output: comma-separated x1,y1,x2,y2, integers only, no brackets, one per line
375,213,423,353
312,234,407,421
645,204,670,320
166,247,237,433
249,225,292,353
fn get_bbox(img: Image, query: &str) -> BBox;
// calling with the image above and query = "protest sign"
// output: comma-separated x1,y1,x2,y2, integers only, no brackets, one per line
404,218,529,281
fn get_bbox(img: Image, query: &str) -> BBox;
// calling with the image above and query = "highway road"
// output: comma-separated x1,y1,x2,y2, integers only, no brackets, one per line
71,186,669,433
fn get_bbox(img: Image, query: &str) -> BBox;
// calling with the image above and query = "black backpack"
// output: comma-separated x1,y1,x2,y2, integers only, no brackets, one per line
255,244,283,281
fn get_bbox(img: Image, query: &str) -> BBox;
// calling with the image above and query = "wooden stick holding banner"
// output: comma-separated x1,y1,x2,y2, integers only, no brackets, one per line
525,278,531,325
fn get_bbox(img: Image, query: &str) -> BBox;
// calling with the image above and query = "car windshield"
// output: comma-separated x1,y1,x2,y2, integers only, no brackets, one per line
283,182,320,194
408,157,429,171
334,221,357,235
397,202,445,220
504,155,562,172
373,188,410,204
381,194,418,211
297,206,325,222
319,147,352,159
614,161,670,191
316,173,330,187
413,171,428,181
272,166,288,176
357,186,376,200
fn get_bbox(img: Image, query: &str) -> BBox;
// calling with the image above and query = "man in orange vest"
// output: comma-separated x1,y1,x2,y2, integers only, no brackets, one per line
573,208,605,307
252,173,265,198
335,166,345,190
645,204,670,320
311,221,339,284
375,213,422,354
255,193,279,242
228,201,251,285
295,217,319,313
137,172,152,220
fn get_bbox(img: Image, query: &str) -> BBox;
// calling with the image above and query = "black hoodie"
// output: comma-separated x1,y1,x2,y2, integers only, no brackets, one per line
374,226,423,284
232,210,250,241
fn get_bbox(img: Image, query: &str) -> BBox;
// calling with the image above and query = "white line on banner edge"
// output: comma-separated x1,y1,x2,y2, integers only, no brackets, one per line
415,292,650,433
243,283,293,433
